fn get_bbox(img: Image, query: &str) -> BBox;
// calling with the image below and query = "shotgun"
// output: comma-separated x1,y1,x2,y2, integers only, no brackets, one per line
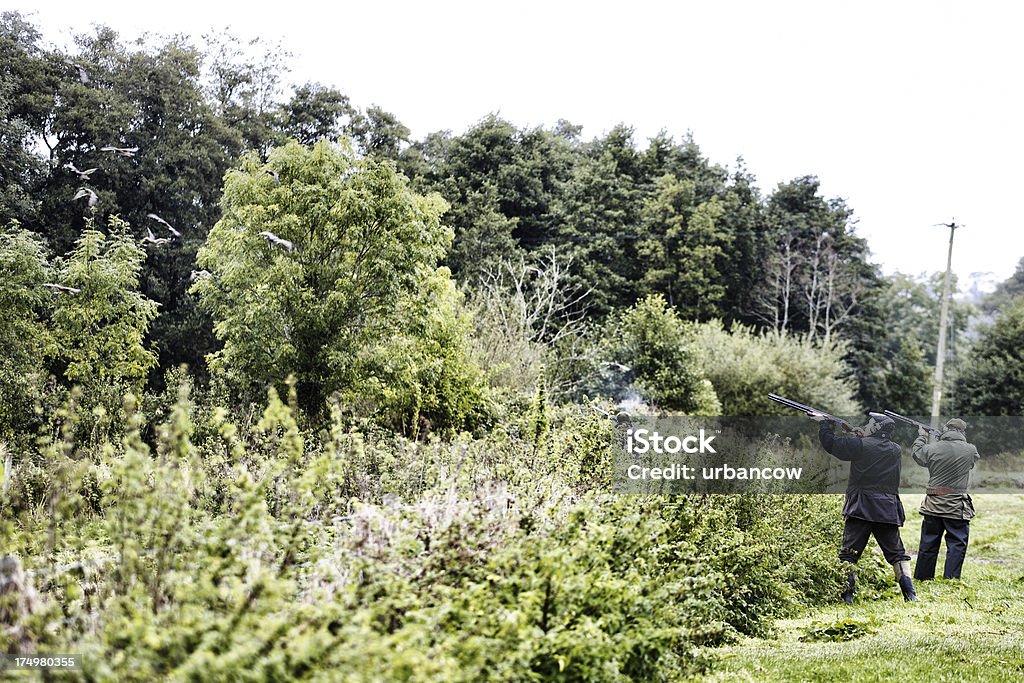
882,409,942,437
767,393,861,434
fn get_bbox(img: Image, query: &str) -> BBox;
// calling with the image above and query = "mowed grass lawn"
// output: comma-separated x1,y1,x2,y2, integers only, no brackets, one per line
706,494,1024,682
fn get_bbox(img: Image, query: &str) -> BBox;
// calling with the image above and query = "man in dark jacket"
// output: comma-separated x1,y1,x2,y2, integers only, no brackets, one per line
912,418,979,580
811,411,919,603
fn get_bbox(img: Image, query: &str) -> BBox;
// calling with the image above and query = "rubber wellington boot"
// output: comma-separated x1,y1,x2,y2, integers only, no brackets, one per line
893,560,919,602
841,569,856,604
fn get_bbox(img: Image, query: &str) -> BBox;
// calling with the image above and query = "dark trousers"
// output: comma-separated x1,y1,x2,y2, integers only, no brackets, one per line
839,516,910,565
915,514,970,579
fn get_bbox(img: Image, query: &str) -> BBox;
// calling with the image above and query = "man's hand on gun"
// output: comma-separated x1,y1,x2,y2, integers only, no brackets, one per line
806,410,864,436
884,409,942,438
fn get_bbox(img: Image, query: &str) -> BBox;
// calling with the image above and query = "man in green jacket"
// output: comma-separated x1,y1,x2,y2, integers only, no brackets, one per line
911,418,979,580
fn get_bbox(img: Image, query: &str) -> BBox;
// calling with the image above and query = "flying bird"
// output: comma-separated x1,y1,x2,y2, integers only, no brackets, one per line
66,163,98,180
259,231,293,252
100,145,139,157
143,227,170,246
190,269,211,282
601,361,633,373
263,169,279,184
66,61,89,84
43,283,81,294
147,213,181,237
73,187,98,207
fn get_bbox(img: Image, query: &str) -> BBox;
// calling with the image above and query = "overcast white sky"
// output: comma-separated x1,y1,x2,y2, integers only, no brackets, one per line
12,1,1024,290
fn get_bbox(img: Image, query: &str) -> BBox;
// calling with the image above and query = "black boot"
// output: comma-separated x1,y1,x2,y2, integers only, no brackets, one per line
842,569,855,604
894,560,919,602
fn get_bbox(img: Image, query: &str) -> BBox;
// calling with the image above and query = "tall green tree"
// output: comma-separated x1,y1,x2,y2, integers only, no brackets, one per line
193,140,484,427
756,176,871,340
348,105,410,160
277,83,355,146
3,16,374,383
402,116,578,278
0,222,51,440
876,336,932,415
848,271,972,412
954,298,1024,416
713,165,770,326
0,12,50,226
3,21,244,379
48,218,159,395
640,130,729,203
202,30,291,156
636,173,731,319
553,125,645,316
983,256,1024,313
879,272,972,366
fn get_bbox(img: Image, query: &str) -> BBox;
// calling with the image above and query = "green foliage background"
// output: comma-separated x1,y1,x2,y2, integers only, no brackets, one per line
1,10,1021,681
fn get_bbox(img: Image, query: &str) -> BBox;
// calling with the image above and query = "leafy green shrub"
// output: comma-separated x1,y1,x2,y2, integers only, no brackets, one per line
546,403,617,493
5,458,49,513
414,496,724,681
342,270,492,436
658,495,844,638
694,320,860,416
591,294,721,414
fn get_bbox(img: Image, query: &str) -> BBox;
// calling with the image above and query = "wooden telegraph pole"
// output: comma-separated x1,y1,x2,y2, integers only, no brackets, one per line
930,219,960,428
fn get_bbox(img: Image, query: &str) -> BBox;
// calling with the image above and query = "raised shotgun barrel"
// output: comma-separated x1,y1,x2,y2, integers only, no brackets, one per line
882,409,942,437
767,393,860,433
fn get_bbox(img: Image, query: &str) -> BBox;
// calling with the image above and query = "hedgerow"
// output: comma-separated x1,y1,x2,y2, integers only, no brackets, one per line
1,383,862,681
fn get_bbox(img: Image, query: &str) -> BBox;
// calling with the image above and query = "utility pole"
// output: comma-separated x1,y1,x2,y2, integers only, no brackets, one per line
931,219,959,428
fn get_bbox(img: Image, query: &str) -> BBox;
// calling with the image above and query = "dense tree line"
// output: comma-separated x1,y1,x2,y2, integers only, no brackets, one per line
2,10,1018,432
0,13,400,383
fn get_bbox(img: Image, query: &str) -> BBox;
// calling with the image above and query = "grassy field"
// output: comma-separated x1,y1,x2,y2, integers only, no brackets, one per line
706,494,1024,682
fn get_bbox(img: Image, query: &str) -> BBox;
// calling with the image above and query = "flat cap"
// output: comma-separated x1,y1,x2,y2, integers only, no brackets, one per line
944,418,967,432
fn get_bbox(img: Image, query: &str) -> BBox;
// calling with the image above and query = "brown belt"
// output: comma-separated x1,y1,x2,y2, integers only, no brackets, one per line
926,486,966,496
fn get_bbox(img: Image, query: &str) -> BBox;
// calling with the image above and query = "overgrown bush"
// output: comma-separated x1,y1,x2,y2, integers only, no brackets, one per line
694,320,860,416
465,249,591,401
1,382,873,681
588,294,721,414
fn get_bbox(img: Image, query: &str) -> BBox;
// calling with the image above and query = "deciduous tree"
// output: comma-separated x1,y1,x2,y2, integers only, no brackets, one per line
0,222,51,440
193,140,485,428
